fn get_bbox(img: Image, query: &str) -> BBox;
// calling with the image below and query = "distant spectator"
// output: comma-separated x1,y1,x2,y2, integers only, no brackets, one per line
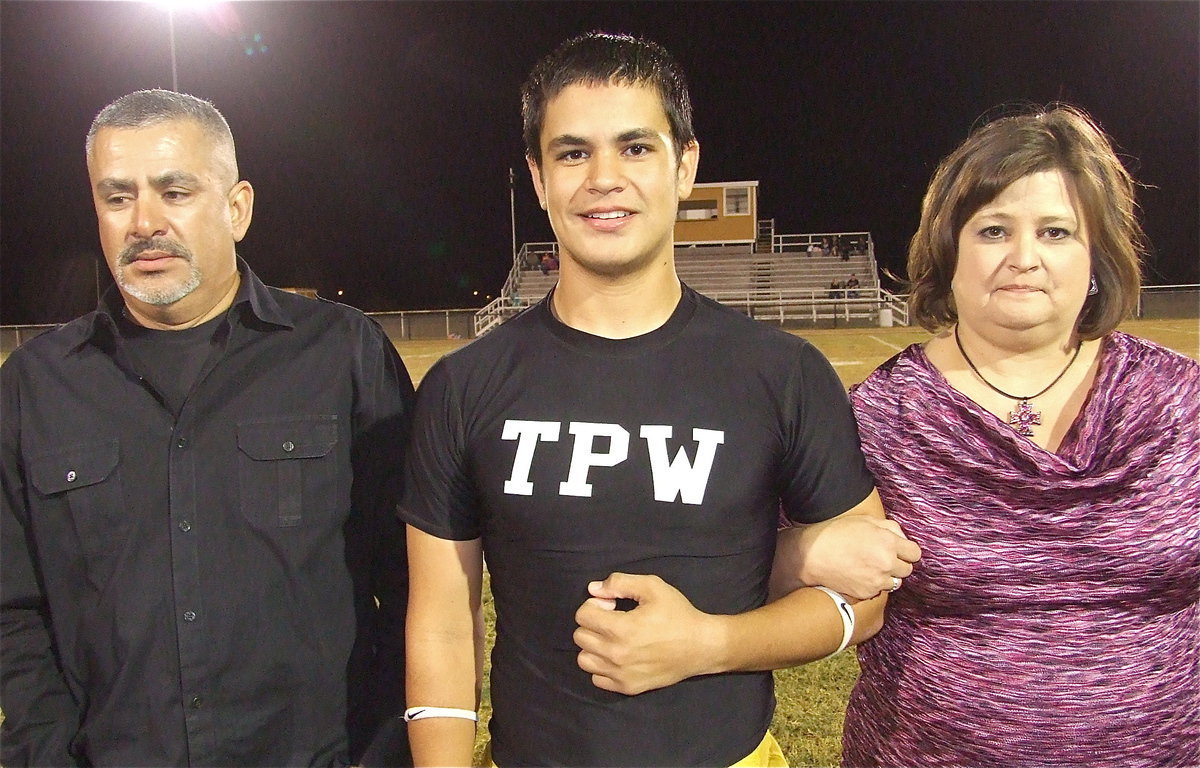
539,252,559,275
806,242,819,258
846,274,861,298
829,279,844,299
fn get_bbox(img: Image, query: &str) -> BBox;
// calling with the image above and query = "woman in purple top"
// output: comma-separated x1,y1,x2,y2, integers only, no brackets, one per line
843,105,1199,767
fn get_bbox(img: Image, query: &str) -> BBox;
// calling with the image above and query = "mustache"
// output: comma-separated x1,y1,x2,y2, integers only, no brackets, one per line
118,237,192,266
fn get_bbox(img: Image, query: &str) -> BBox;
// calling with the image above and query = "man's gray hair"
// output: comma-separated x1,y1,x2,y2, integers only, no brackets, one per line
86,89,238,176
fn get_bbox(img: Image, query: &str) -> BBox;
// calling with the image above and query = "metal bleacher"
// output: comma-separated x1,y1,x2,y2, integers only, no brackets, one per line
473,230,909,337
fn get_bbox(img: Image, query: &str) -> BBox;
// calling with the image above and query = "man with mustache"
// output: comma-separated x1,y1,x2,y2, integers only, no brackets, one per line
0,90,414,767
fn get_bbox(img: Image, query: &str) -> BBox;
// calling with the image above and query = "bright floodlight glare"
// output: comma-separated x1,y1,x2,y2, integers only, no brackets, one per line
151,0,221,92
153,0,219,10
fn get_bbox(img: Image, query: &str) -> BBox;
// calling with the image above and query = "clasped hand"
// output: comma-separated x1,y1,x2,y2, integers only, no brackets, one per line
772,514,922,601
573,573,720,696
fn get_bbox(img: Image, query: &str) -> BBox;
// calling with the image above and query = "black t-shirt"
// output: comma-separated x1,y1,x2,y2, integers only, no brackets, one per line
118,311,226,416
401,285,874,766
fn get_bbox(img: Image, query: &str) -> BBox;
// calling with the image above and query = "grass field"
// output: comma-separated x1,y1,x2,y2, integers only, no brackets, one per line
393,318,1198,767
393,318,1199,387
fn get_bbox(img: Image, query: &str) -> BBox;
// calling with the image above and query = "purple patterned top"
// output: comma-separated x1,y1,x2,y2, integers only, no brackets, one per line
843,332,1200,767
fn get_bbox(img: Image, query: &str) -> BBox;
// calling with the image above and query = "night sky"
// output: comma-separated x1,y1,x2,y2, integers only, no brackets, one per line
2,1,1196,324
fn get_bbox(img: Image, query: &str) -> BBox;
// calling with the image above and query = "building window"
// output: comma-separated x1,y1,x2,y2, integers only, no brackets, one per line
725,187,750,216
677,199,718,221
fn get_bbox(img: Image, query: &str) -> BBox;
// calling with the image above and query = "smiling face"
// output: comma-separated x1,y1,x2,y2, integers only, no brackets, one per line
952,169,1092,339
88,119,253,325
527,82,698,279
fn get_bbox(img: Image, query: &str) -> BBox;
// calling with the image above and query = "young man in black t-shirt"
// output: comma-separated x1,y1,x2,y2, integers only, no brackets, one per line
401,33,919,767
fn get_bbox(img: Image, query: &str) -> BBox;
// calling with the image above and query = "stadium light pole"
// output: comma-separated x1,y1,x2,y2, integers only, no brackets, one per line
167,7,179,91
509,168,518,266
154,0,217,91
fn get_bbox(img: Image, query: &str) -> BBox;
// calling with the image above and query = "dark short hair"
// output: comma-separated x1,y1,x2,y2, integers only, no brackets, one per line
521,32,695,166
86,89,238,178
908,104,1144,339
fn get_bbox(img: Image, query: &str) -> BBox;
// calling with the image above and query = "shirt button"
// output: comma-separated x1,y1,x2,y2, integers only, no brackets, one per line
183,610,197,622
66,470,77,482
176,437,188,449
190,696,203,709
179,520,192,532
282,440,295,452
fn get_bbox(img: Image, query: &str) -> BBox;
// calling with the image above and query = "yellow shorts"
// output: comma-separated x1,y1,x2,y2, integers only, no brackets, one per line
731,731,788,767
485,730,787,767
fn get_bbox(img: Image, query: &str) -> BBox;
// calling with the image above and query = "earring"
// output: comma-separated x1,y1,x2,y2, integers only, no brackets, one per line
1088,275,1099,296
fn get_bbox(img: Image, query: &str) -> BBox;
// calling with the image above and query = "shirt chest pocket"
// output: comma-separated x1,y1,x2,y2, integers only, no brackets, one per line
237,415,341,528
27,439,127,557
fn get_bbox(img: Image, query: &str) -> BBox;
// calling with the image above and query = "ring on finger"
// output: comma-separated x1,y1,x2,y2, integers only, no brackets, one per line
889,576,902,592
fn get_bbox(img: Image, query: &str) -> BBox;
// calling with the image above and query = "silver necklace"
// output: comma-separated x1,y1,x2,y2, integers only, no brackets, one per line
953,324,1082,437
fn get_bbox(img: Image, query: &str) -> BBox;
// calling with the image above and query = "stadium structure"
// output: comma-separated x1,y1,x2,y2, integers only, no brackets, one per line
473,179,910,337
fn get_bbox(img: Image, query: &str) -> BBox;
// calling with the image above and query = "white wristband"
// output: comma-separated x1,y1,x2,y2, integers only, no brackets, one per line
812,586,855,659
403,706,478,723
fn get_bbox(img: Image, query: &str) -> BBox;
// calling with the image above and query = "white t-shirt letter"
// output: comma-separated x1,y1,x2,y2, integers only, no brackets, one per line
640,425,724,505
560,422,630,497
502,420,561,495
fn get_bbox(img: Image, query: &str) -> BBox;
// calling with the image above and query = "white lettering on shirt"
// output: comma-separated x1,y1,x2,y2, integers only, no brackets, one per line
502,420,561,495
560,422,630,497
501,420,723,505
640,425,725,505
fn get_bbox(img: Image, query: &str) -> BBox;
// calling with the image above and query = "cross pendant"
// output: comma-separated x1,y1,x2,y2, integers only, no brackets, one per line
1007,400,1042,437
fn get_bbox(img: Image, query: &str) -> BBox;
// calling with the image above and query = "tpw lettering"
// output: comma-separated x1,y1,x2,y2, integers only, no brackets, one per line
501,420,724,505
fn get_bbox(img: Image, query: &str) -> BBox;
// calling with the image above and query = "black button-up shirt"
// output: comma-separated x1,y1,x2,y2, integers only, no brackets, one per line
1,263,414,767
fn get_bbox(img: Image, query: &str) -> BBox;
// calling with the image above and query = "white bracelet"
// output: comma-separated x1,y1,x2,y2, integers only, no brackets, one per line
812,586,855,659
403,706,478,723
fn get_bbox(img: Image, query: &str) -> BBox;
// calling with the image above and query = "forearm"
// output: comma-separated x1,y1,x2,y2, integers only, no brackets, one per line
699,587,886,674
405,633,479,766
575,569,890,695
771,492,884,598
404,526,483,767
770,490,919,601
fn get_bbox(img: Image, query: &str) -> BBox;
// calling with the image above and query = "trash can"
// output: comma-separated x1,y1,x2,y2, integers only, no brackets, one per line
878,307,894,328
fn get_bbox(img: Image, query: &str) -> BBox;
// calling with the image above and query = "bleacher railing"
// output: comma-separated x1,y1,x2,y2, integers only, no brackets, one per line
703,286,908,326
771,231,874,260
473,242,560,337
474,232,889,335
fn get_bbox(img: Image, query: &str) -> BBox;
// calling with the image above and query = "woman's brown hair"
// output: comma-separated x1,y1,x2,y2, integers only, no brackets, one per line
907,105,1144,338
